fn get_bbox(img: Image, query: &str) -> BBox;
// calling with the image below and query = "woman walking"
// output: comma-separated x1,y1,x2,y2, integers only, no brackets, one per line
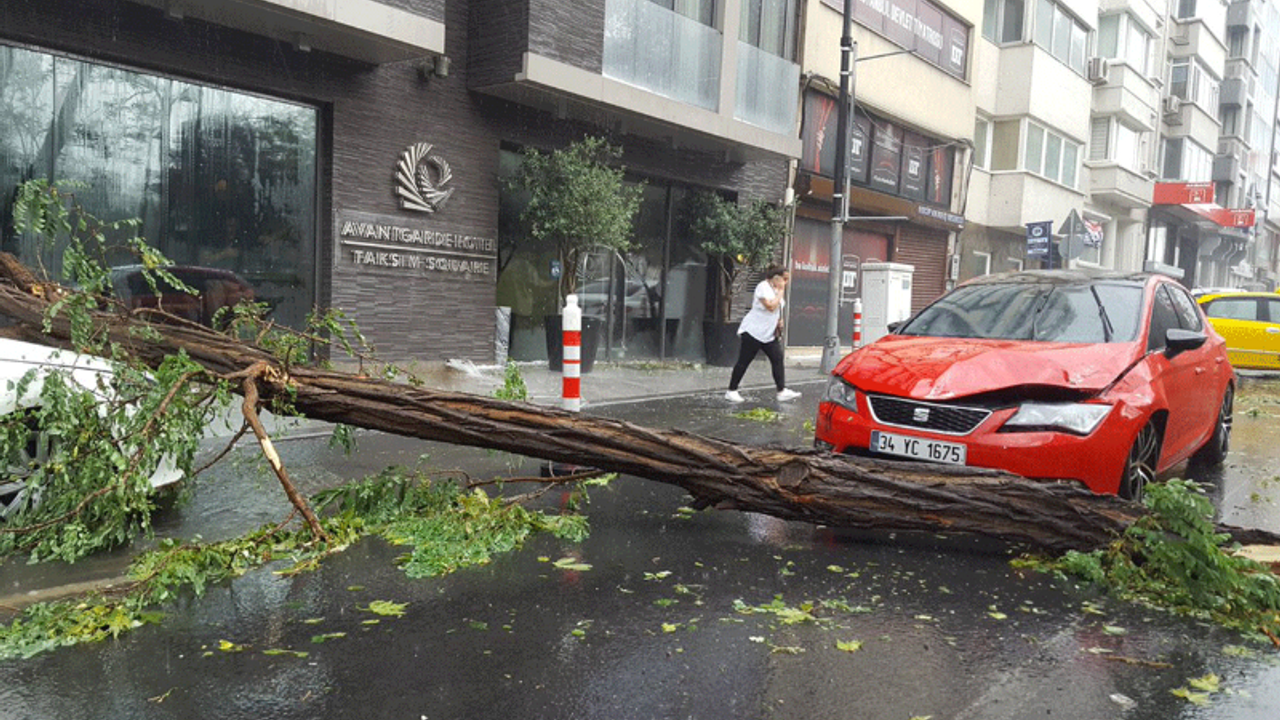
725,266,801,403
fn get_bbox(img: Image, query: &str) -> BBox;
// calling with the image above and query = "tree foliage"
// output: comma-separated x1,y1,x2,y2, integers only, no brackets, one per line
1033,478,1280,641
681,189,787,320
505,136,643,302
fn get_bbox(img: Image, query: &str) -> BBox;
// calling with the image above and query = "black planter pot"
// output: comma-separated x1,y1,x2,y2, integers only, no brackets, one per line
702,321,740,367
545,314,601,373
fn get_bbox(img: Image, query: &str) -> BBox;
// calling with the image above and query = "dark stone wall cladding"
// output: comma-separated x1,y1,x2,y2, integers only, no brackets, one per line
381,0,446,22
529,0,604,73
468,0,529,89
1,0,789,364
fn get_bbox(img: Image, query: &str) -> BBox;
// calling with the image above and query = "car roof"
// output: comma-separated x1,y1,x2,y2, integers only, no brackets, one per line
960,268,1154,288
1197,290,1280,302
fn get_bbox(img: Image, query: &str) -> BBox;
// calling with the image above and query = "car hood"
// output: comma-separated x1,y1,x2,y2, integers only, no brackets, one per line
833,336,1142,401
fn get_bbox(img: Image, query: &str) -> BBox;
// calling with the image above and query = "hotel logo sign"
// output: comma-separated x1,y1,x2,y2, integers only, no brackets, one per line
395,142,454,213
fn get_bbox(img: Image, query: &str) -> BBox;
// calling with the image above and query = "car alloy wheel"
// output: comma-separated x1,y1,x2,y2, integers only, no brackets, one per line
1192,385,1233,467
1120,421,1160,502
0,409,52,522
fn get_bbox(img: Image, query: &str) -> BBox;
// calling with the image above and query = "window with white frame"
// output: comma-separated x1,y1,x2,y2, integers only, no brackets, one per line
983,0,1026,44
1169,59,1220,110
1024,120,1080,186
1161,137,1213,181
969,250,992,277
1089,117,1145,171
990,119,1079,186
973,117,991,169
1097,13,1152,76
1033,0,1088,74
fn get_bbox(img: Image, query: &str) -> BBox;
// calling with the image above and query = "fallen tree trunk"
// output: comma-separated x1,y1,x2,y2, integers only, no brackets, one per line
0,261,1275,554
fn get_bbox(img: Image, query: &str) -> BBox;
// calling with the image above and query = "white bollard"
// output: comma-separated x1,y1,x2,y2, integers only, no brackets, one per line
562,294,582,412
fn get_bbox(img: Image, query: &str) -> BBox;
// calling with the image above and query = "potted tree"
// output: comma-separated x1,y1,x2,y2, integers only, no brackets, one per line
683,190,787,366
505,136,642,372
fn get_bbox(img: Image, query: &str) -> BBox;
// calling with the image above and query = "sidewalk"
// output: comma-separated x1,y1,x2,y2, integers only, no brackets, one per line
414,346,835,408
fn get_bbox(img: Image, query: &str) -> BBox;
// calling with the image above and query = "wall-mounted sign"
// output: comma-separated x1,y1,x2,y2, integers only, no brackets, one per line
395,142,454,213
821,0,969,80
336,210,495,277
1026,220,1052,257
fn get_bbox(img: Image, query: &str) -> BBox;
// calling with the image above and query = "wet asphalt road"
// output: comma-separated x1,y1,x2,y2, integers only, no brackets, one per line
3,375,1280,720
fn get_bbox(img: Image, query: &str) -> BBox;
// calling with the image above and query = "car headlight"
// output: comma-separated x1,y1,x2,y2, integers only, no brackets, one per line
824,376,858,410
1003,402,1112,436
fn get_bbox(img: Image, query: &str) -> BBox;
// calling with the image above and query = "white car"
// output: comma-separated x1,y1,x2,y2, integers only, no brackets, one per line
0,337,182,522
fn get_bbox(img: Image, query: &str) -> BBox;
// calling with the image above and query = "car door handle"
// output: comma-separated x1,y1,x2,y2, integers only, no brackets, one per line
1268,327,1280,334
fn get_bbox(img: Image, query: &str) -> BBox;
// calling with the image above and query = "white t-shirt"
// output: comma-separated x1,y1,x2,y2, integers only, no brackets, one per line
737,279,783,343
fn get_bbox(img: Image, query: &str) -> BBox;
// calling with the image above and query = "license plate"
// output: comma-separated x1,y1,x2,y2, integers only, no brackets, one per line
870,430,966,465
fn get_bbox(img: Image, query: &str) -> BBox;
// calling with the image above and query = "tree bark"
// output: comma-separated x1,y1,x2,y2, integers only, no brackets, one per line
0,262,1275,554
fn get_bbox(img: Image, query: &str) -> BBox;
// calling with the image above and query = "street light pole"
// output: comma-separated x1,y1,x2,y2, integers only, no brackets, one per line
821,0,856,374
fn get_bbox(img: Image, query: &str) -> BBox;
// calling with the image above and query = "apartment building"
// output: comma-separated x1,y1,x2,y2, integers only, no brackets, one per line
787,0,977,349
962,0,1280,291
0,0,801,365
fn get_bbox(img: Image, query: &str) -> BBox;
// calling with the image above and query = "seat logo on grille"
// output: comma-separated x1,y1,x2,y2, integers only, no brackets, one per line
912,407,930,423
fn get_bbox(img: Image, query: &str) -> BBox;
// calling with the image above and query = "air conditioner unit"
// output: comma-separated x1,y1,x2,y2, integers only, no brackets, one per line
1087,56,1110,85
1162,95,1183,120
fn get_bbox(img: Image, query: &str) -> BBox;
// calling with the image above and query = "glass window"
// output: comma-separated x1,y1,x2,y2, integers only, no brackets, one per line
1035,0,1055,49
969,250,992,277
1033,0,1088,72
1167,285,1203,331
1044,133,1062,181
1002,0,1025,43
974,117,990,169
1264,298,1280,322
740,0,799,59
1025,123,1044,174
992,120,1020,170
900,281,1143,342
1204,297,1258,320
651,0,715,25
983,0,1000,41
0,44,317,331
1061,141,1078,188
1148,286,1180,351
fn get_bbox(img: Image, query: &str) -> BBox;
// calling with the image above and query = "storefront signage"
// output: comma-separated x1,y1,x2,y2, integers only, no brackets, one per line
801,91,954,213
336,210,495,277
821,0,969,80
1152,182,1214,205
917,204,963,228
395,142,455,213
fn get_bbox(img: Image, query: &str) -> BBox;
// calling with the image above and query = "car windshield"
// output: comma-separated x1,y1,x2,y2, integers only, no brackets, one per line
898,281,1144,343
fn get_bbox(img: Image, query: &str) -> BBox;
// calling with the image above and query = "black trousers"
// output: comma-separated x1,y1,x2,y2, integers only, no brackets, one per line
728,332,785,392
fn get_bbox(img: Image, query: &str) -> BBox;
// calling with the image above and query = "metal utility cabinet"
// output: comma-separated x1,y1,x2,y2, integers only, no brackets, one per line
860,262,915,345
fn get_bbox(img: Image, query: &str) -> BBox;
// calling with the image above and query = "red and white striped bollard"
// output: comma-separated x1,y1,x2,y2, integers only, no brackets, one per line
852,297,863,349
562,294,582,412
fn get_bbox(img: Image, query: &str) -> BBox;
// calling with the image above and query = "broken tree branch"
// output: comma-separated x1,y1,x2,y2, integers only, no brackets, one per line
1,254,1276,553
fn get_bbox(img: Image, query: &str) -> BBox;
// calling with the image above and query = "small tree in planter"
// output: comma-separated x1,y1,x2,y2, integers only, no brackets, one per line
505,136,642,370
507,136,643,303
683,190,788,365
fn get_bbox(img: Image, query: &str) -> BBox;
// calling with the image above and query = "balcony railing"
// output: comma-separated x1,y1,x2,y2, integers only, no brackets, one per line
734,41,799,135
603,0,721,112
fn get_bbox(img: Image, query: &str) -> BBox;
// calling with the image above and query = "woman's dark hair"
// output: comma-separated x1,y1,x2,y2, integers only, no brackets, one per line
764,265,789,279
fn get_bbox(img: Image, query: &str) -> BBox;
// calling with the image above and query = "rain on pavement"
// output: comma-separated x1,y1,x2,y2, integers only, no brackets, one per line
3,372,1280,720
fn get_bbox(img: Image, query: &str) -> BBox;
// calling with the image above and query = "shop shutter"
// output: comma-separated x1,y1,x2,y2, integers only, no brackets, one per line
894,227,949,312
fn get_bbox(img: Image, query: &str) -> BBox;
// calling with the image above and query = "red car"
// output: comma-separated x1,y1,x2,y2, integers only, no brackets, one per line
814,270,1234,500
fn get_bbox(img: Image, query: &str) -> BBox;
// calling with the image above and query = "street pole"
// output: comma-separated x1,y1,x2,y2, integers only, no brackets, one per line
821,0,855,374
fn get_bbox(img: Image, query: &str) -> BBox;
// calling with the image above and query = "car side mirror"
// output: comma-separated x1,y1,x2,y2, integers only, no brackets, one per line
1164,328,1207,357
887,320,904,334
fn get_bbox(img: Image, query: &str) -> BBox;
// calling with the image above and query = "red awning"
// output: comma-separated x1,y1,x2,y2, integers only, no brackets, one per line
1152,182,1255,228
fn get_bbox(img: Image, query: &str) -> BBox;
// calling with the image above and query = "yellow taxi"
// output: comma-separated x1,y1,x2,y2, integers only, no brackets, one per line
1197,290,1280,370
